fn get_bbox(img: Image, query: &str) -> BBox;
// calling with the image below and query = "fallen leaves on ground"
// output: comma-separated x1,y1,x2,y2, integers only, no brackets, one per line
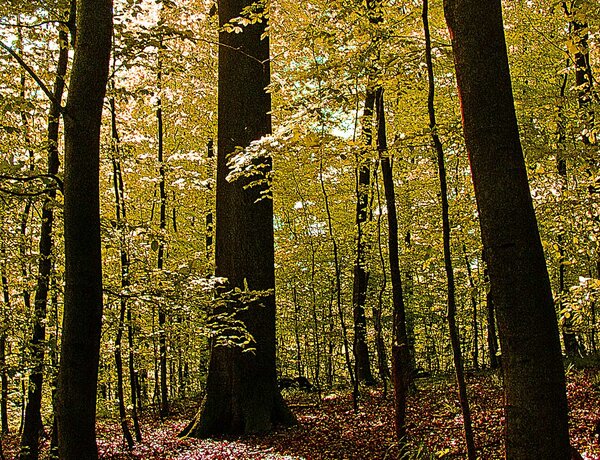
1,369,598,459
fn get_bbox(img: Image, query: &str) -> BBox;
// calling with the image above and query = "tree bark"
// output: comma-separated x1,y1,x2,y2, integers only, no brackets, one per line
55,0,113,457
20,13,71,459
443,1,570,458
352,91,375,385
156,52,170,419
180,0,295,436
375,90,410,443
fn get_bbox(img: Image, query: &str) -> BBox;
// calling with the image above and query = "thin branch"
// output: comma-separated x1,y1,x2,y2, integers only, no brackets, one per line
0,20,65,29
0,174,63,193
0,41,67,117
0,187,56,197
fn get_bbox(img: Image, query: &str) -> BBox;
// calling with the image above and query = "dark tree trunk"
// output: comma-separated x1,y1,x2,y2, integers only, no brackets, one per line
55,0,113,457
20,16,71,459
320,164,356,409
180,0,295,437
443,1,570,458
373,169,390,391
127,301,142,441
423,3,476,457
483,259,499,370
352,91,375,385
206,139,214,260
0,268,9,435
375,90,410,443
156,58,170,420
463,245,479,369
109,95,135,449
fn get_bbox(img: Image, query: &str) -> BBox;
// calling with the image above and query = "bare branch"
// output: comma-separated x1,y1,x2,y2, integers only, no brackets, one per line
0,41,67,117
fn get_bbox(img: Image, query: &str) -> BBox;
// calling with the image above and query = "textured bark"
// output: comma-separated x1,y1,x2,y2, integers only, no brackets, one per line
443,1,570,458
20,15,71,459
181,0,295,437
55,0,112,457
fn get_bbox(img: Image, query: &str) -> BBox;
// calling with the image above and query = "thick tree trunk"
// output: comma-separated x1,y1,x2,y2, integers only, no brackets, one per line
20,17,70,459
443,1,570,458
180,0,295,437
55,0,112,457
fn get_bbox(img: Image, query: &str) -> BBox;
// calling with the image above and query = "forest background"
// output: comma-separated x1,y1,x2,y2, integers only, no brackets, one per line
0,0,599,458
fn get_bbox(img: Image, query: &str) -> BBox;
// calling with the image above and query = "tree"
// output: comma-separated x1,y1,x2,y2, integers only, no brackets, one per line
54,0,113,457
443,1,571,458
20,6,72,458
180,0,296,436
423,0,475,456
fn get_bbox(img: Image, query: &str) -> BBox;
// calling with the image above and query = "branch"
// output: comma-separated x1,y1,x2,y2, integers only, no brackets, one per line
0,173,63,193
0,186,55,197
0,41,67,116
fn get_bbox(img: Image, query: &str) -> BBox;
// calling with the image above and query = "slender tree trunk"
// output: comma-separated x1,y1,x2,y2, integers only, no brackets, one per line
126,300,141,441
156,54,169,419
320,160,357,410
206,139,214,260
109,95,134,449
375,90,410,443
462,245,479,369
20,16,71,458
373,166,390,396
55,0,113,457
423,3,476,457
443,1,570,457
0,267,9,435
352,91,375,385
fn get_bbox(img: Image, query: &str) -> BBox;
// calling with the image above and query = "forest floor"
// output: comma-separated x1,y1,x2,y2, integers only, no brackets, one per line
2,368,599,459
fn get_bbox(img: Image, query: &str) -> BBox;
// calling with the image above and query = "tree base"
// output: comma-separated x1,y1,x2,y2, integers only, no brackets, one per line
180,392,296,438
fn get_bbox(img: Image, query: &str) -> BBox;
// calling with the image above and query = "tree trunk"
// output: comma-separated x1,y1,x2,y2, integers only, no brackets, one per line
20,15,71,459
374,167,390,392
443,1,570,457
0,268,10,435
156,54,170,419
352,91,375,385
180,0,295,437
375,90,410,443
423,3,476,457
55,0,113,457
483,259,499,370
109,95,135,449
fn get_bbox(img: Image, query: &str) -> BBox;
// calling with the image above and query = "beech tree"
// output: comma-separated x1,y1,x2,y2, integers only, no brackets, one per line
54,0,113,457
180,0,296,436
443,1,571,458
